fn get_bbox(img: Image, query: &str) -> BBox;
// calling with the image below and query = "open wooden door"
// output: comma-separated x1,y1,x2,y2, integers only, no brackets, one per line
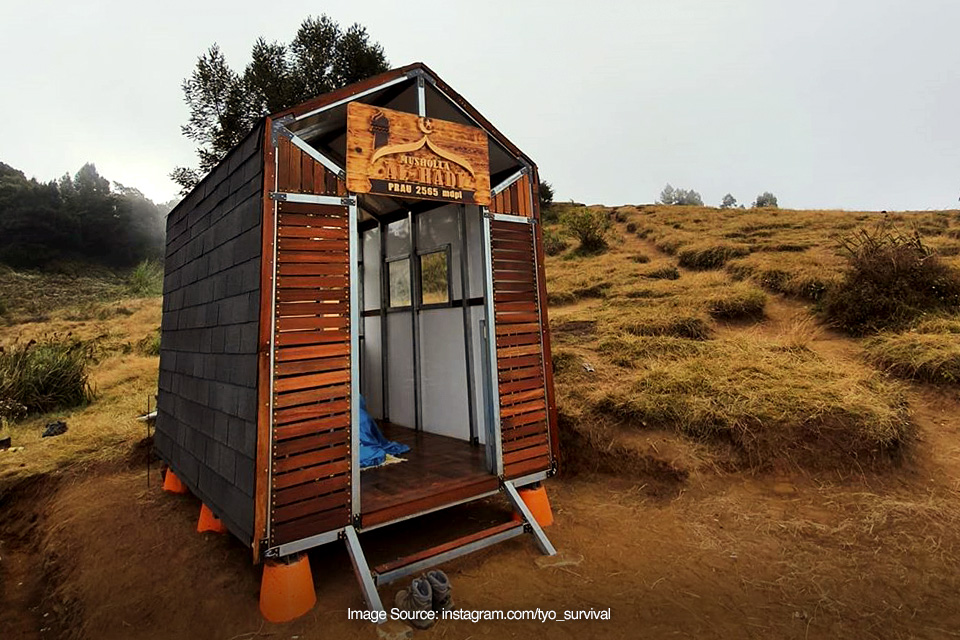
488,217,555,479
267,199,355,547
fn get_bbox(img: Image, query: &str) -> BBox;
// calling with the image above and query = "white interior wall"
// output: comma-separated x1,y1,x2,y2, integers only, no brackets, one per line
362,316,383,417
386,312,416,427
357,205,491,444
417,206,468,439
361,228,383,417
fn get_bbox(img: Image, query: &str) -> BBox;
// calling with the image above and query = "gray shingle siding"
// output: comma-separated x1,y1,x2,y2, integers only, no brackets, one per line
156,121,265,545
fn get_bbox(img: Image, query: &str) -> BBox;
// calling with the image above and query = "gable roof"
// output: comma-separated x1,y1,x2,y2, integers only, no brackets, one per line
270,62,535,173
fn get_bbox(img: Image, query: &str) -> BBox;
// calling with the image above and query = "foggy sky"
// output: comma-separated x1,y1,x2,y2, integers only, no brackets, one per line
1,0,958,211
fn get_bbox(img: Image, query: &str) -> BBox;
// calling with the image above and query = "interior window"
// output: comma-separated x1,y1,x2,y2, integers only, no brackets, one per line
420,249,450,305
388,259,411,308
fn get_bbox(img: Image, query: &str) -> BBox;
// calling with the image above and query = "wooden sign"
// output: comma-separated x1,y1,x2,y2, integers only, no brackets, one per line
346,102,491,206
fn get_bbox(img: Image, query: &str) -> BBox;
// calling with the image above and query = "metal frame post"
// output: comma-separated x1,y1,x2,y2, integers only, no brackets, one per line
480,209,503,475
349,199,361,519
458,205,478,444
379,220,390,422
417,75,426,117
503,481,557,556
265,149,280,545
343,526,384,614
410,211,423,431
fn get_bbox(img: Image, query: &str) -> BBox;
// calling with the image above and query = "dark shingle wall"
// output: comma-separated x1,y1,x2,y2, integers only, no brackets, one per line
155,122,265,544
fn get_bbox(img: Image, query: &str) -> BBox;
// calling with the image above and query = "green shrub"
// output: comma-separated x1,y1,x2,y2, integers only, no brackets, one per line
626,222,637,233
678,244,750,270
630,254,651,264
0,336,95,417
128,260,164,296
823,222,960,334
560,207,611,253
645,266,680,280
543,228,569,256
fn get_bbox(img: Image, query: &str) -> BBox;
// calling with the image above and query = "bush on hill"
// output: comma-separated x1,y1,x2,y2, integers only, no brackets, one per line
823,222,960,334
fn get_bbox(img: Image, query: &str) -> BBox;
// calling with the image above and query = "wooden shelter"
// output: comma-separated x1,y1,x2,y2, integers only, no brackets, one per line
156,62,559,609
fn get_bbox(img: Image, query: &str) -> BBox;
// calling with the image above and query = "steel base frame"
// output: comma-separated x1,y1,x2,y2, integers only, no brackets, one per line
319,479,558,618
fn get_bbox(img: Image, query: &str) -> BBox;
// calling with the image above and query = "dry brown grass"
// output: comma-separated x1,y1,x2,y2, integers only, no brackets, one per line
0,264,135,325
864,318,960,384
543,205,949,474
0,297,161,486
591,334,909,467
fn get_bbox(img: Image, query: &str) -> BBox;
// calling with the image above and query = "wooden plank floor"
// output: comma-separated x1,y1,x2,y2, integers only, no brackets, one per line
360,422,497,527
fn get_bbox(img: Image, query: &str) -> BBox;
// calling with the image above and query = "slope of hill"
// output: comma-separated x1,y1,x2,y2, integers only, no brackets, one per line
3,206,960,638
546,204,960,480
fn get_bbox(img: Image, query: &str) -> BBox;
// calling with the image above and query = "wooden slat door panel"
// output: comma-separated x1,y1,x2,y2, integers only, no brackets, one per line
269,201,352,546
490,219,553,478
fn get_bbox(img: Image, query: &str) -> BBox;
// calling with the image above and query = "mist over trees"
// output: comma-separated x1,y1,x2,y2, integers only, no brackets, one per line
658,184,780,209
754,192,779,208
173,15,390,193
0,161,166,269
659,184,704,206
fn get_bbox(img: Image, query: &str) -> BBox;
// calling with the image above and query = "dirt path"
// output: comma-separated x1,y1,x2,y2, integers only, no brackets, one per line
2,460,959,640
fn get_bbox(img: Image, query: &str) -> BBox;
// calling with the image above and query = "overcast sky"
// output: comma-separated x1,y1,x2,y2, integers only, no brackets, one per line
2,0,958,210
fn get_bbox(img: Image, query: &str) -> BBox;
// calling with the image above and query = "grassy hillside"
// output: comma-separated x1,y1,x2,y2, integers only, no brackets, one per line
4,207,960,638
546,204,960,476
0,266,162,485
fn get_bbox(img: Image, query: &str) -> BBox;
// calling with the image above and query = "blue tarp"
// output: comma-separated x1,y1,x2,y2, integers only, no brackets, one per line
359,396,410,468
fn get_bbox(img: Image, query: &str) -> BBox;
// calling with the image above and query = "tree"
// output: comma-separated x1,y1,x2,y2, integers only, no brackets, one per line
720,194,737,209
173,15,389,193
659,184,677,205
0,161,165,269
539,180,555,211
754,192,779,208
675,189,703,206
659,183,702,206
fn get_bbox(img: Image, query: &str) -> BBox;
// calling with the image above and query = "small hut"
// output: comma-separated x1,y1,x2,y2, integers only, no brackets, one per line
156,62,559,614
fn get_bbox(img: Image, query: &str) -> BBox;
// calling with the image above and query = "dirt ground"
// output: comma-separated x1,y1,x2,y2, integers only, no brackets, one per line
3,382,960,640
4,246,960,638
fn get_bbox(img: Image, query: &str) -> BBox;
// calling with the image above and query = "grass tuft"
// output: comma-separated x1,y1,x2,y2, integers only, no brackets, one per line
0,335,95,417
863,317,960,383
619,315,711,340
707,285,767,320
644,266,680,280
678,243,751,270
591,336,910,467
128,260,164,297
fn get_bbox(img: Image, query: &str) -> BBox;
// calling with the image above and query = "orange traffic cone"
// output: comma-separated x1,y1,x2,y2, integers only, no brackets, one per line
511,484,555,528
197,503,228,534
260,555,317,623
162,469,189,494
